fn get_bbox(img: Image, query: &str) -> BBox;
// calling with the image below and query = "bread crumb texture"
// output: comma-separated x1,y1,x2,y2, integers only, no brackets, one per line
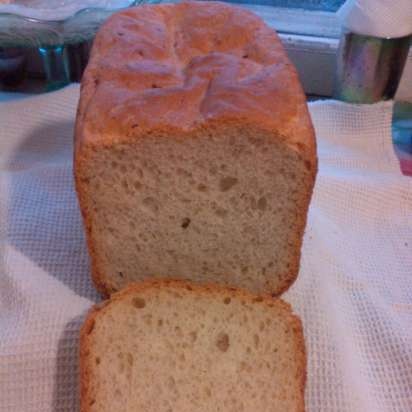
80,280,306,412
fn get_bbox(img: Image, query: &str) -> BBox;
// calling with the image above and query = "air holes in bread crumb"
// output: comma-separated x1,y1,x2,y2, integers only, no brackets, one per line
216,332,230,352
254,334,259,349
122,179,129,190
127,353,134,366
139,233,148,242
219,176,238,192
197,183,207,192
167,376,176,389
132,297,146,309
142,197,159,214
181,218,191,229
95,357,100,365
223,297,231,304
257,196,267,211
177,168,192,178
215,208,227,218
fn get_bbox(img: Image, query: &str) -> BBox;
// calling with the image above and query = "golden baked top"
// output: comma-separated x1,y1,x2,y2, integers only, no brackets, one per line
77,1,314,155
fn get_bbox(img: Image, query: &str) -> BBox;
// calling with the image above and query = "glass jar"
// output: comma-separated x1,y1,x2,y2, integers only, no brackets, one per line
0,0,144,92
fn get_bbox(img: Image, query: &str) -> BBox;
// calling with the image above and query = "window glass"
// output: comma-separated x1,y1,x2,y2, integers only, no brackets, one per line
222,0,344,12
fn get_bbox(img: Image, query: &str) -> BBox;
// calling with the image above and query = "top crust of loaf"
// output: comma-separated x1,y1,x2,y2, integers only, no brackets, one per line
75,1,315,160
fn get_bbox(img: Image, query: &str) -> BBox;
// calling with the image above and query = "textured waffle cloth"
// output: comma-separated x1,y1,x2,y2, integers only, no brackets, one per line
0,85,411,412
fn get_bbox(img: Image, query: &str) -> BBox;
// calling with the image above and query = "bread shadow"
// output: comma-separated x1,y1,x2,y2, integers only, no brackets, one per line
6,120,99,301
52,314,85,412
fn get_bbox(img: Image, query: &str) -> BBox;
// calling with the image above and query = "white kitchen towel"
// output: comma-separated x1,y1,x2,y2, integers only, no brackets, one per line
0,85,411,412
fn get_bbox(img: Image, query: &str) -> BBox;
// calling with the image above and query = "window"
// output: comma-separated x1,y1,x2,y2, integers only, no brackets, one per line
224,0,345,12
219,0,411,101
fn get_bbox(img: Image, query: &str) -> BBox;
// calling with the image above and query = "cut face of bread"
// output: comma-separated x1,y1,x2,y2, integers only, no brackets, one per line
80,280,306,412
75,1,317,296
77,124,314,296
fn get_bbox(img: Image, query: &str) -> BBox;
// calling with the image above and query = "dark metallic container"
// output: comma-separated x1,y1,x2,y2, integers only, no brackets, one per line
334,30,411,103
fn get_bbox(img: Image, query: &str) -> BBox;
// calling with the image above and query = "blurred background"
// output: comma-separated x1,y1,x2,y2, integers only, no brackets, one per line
0,0,410,103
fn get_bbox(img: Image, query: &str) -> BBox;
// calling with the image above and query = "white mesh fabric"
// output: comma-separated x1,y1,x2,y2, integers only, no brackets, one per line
0,86,411,412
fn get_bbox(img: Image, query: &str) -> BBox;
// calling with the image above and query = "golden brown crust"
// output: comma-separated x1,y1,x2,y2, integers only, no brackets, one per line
80,279,307,412
75,1,315,155
74,1,317,298
73,159,111,298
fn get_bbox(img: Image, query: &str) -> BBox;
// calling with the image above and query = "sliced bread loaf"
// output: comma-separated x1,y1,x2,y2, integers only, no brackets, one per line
75,1,317,297
80,279,306,412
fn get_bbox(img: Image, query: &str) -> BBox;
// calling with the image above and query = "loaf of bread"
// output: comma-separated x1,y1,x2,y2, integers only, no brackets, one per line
74,1,317,297
80,280,306,412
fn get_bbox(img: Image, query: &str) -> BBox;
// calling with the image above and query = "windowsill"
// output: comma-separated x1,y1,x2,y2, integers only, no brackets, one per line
242,4,341,38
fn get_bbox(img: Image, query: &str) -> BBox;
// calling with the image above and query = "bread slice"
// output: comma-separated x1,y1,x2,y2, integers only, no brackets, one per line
74,1,317,297
80,280,306,412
